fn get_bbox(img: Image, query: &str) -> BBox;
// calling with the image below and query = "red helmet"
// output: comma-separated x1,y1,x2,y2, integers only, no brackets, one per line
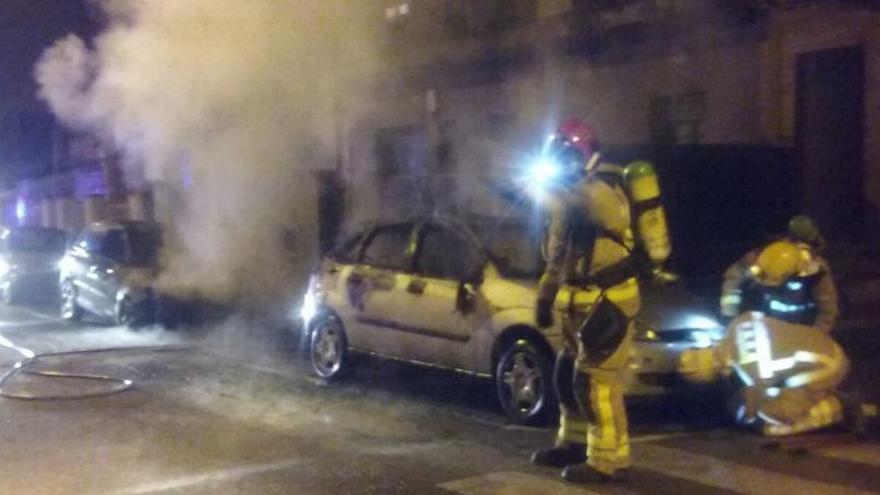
555,118,598,158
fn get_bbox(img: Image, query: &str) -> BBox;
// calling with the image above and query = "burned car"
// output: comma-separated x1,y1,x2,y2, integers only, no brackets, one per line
0,226,68,304
59,221,162,327
299,217,724,425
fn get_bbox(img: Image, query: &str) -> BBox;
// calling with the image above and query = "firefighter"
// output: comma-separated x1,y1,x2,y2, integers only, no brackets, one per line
723,311,851,436
529,119,672,483
720,216,838,334
716,234,856,436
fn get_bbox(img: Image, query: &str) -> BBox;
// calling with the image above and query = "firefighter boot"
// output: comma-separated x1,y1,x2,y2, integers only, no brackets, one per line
531,444,587,468
561,463,629,483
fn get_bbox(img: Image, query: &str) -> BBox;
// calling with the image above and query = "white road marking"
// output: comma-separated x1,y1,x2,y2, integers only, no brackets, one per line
113,459,303,494
0,331,35,358
439,471,610,495
815,443,880,468
637,443,876,495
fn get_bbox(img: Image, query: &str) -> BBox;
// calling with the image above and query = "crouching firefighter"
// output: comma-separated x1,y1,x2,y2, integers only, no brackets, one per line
529,119,674,483
713,236,865,436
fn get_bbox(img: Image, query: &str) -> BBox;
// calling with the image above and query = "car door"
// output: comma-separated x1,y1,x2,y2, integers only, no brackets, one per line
345,223,417,356
392,223,489,369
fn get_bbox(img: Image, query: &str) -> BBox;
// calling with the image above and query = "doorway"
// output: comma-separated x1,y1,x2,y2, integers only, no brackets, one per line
795,45,865,240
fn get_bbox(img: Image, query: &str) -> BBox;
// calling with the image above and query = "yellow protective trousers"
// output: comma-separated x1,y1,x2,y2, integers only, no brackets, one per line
761,392,843,436
554,299,635,475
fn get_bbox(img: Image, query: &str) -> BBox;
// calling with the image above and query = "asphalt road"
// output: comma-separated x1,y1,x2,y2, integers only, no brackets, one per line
0,301,878,494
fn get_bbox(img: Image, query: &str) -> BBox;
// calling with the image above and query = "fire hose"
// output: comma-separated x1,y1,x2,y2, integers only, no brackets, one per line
0,333,189,400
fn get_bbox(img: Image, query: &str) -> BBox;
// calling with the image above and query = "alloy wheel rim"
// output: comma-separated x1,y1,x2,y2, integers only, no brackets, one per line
502,351,542,415
313,323,342,376
118,299,133,326
61,283,75,318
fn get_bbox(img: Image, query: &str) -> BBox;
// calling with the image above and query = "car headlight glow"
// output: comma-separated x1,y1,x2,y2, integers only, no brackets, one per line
683,314,723,331
691,331,714,349
300,292,318,325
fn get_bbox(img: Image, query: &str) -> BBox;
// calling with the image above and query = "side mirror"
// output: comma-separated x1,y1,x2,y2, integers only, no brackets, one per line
456,281,478,314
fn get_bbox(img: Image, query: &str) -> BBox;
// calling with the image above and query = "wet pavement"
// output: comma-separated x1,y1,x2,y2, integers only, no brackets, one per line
0,302,878,494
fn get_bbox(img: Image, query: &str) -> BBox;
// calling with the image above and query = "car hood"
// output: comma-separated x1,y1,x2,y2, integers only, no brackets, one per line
637,283,722,332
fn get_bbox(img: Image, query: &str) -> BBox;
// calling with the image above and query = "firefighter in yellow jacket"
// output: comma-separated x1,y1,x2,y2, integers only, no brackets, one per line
718,231,852,436
720,216,839,334
529,119,673,483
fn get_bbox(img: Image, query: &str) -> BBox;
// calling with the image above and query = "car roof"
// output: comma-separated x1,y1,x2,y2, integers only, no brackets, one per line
349,215,485,255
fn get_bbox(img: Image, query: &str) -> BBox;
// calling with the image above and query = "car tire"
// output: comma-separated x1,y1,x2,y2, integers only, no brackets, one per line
309,315,356,382
60,280,82,321
495,338,557,426
116,296,138,329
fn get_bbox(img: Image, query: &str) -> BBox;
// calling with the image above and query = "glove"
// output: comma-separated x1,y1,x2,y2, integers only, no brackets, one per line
536,298,554,328
651,266,680,285
720,292,742,318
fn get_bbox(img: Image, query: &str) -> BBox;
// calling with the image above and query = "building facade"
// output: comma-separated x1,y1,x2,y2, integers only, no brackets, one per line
341,0,879,242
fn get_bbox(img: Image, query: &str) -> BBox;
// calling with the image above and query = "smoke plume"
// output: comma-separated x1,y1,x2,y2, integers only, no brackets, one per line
35,1,378,307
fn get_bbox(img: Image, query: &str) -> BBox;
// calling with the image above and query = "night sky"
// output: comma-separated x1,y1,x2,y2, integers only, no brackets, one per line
0,0,96,181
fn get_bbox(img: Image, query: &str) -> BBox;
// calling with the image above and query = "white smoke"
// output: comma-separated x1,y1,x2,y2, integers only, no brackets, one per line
35,1,378,307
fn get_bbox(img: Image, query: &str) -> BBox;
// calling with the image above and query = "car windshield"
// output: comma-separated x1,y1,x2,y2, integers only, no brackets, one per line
126,226,162,266
471,221,544,280
3,228,66,254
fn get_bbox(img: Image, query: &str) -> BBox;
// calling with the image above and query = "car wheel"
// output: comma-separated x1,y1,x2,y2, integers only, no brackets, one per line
495,338,556,426
60,280,82,321
309,315,355,382
116,296,137,328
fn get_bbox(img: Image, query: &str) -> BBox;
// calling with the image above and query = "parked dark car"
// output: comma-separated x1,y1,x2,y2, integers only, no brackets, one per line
0,226,68,304
59,221,162,327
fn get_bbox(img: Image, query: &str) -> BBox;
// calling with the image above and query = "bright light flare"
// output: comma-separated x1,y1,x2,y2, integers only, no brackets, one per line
15,198,25,224
300,292,317,325
58,255,77,273
530,159,559,185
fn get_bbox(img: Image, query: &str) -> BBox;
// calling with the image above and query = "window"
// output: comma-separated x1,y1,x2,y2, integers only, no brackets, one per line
444,0,537,38
361,224,413,270
651,92,706,144
385,3,410,20
77,230,103,254
331,231,367,263
475,223,544,279
101,229,127,263
415,225,479,280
